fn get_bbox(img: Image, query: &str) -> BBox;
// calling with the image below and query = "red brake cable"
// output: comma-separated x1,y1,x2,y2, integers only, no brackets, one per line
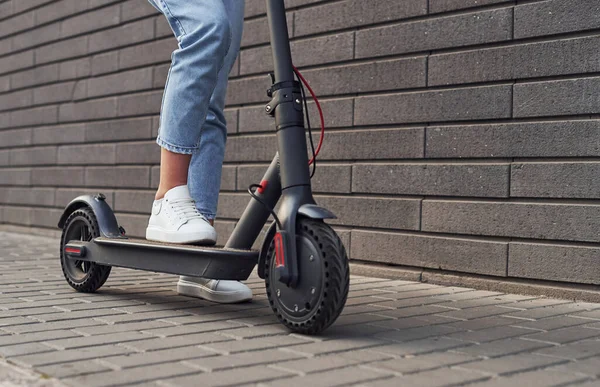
292,65,324,165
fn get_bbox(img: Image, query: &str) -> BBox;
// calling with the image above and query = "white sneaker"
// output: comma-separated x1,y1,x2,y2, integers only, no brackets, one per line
178,276,253,303
146,185,217,245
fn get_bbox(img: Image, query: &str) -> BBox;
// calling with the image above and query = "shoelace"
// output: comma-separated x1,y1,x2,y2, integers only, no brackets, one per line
169,198,207,223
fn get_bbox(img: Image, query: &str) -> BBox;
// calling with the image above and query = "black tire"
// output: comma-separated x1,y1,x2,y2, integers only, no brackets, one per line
60,207,111,293
265,218,349,335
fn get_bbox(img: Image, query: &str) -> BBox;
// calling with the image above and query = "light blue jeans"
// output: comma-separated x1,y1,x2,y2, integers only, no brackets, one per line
147,0,245,219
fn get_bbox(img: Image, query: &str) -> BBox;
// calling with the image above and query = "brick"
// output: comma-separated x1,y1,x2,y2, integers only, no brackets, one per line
185,349,303,372
469,369,588,387
88,18,154,53
515,0,600,39
115,213,149,237
91,52,119,76
113,190,154,213
117,91,161,116
355,85,512,125
522,326,600,345
85,117,152,142
240,13,292,47
353,163,508,197
2,206,32,225
9,146,56,166
456,353,566,376
162,365,293,387
430,35,600,86
454,338,553,358
237,164,352,193
64,362,200,387
58,58,91,81
351,230,507,276
0,168,30,185
59,4,120,38
512,162,600,199
240,32,354,75
155,13,173,38
0,187,54,206
0,129,31,148
238,98,353,133
0,89,32,111
316,195,420,229
12,23,60,52
426,120,600,158
446,326,534,344
511,316,594,331
295,0,427,37
37,360,112,379
122,332,230,352
371,337,469,356
57,143,116,165
534,340,600,360
12,344,131,368
46,331,150,350
32,81,78,105
0,330,79,347
0,11,34,39
115,141,160,164
0,1,12,18
0,342,54,357
87,67,153,98
390,368,489,387
270,367,391,387
121,0,159,21
515,77,600,118
429,0,508,13
357,9,512,58
35,36,88,65
34,0,89,25
0,50,33,75
101,346,213,369
10,105,57,128
31,167,83,186
369,351,477,374
59,98,117,122
85,166,149,188
423,200,600,243
509,243,600,285
33,124,86,145
118,38,175,69
9,64,56,90
224,134,275,162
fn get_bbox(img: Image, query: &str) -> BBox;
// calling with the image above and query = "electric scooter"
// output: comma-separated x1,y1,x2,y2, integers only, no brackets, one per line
57,0,350,335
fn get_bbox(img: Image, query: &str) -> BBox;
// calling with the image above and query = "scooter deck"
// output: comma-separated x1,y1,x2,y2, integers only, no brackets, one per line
65,237,258,280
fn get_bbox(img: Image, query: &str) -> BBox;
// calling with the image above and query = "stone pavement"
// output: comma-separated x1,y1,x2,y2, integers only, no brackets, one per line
1,231,600,387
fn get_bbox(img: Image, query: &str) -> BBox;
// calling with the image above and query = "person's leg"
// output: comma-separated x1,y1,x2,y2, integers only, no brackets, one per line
188,0,245,222
146,0,232,244
178,0,252,303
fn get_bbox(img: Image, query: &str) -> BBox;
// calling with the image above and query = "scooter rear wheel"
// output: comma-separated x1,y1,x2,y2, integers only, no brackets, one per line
60,207,111,293
265,218,349,334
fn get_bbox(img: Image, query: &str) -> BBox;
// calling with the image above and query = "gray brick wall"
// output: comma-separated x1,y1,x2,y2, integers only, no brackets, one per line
1,0,599,286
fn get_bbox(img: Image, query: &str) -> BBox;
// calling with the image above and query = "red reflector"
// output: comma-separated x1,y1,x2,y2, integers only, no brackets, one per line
274,232,284,268
65,247,81,254
257,180,268,194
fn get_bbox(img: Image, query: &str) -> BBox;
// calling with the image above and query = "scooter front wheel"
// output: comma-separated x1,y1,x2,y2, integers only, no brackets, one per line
265,218,349,334
60,207,111,292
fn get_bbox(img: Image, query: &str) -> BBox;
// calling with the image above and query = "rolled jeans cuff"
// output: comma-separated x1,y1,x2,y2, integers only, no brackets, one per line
156,136,198,155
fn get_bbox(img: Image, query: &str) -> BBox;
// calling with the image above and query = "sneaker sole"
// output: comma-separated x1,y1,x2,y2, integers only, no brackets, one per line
146,226,216,245
177,280,252,304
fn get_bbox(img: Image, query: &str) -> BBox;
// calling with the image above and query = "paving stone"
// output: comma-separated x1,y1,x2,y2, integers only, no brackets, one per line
534,340,600,360
445,326,534,344
142,321,244,337
444,316,522,332
466,369,588,387
511,316,594,332
121,332,232,352
371,337,472,357
162,365,294,386
0,330,81,347
93,310,191,324
438,306,525,321
522,327,600,345
184,348,304,372
200,335,308,355
501,303,599,320
373,325,460,342
99,346,215,369
452,338,555,358
549,356,600,377
367,352,478,374
266,366,392,387
64,362,201,387
43,331,151,350
376,368,489,387
12,345,133,367
0,342,55,357
456,353,568,376
37,360,112,379
280,337,386,356
71,320,172,336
